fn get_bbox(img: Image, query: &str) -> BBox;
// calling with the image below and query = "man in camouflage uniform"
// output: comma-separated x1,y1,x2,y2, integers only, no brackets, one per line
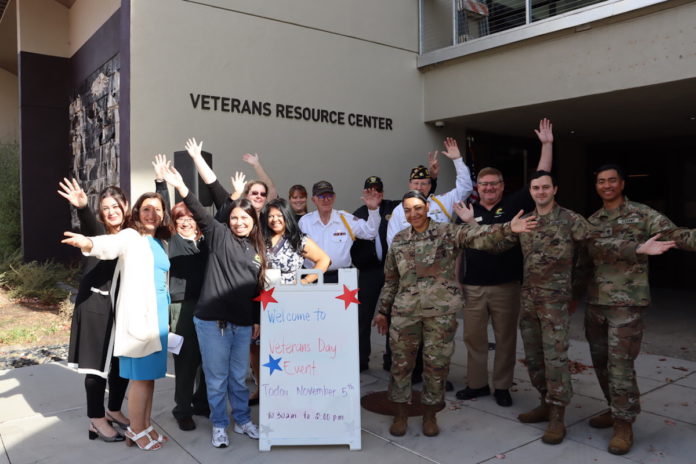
582,164,696,455
508,170,664,445
373,191,531,438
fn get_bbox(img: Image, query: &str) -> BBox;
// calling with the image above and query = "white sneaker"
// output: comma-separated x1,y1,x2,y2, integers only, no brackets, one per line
233,421,259,439
211,426,229,448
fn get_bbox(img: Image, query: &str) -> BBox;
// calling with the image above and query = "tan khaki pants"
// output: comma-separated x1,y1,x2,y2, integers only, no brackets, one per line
462,282,521,390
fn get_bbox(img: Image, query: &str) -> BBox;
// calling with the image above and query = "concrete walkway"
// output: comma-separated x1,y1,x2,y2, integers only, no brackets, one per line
1,323,695,464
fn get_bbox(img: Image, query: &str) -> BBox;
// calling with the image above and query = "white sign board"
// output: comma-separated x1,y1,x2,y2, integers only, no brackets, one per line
258,269,362,451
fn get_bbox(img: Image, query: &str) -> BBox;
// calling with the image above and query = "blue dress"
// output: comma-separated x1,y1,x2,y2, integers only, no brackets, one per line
120,237,171,380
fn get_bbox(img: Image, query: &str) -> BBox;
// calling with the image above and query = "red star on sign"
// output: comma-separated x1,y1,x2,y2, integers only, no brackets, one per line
253,287,278,310
336,285,360,309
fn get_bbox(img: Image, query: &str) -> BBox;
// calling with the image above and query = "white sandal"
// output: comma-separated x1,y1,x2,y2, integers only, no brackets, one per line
143,425,168,443
125,426,161,451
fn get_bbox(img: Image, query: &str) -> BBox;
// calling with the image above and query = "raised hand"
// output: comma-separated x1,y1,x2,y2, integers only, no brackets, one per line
453,201,475,224
442,137,462,160
510,210,537,233
184,137,203,158
428,151,440,179
61,231,93,252
242,153,260,167
152,154,170,181
362,188,382,210
231,171,247,195
636,233,677,255
534,118,553,145
57,178,88,208
161,165,186,190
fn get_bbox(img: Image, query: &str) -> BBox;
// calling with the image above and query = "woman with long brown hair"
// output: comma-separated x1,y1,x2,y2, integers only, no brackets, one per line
161,163,266,448
62,192,174,451
59,180,131,442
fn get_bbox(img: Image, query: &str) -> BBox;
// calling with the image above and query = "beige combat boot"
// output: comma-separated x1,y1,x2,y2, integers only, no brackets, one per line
517,399,550,423
422,405,440,437
389,403,408,436
541,405,566,444
608,419,633,455
589,409,614,429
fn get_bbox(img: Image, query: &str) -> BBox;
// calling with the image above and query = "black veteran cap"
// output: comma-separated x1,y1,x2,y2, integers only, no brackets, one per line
364,176,383,191
312,180,335,196
409,165,431,180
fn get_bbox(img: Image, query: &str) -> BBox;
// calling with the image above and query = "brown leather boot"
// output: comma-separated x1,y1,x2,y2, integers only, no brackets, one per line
541,405,566,444
589,409,614,429
517,400,550,423
389,403,408,436
608,419,633,455
422,405,440,437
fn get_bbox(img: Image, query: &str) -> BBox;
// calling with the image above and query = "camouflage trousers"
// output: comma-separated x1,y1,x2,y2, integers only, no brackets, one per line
519,288,572,406
585,304,645,422
388,314,457,406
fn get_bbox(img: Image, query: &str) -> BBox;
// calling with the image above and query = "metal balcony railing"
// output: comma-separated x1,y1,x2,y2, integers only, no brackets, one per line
419,0,669,64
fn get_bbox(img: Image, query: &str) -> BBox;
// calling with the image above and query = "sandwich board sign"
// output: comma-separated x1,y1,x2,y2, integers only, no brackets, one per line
257,268,361,451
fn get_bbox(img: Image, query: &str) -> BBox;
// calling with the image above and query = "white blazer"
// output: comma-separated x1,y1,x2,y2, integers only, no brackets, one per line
87,228,162,358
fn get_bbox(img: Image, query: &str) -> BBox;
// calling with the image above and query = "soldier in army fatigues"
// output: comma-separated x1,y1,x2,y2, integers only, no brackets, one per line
373,190,534,438
581,164,696,455
510,171,653,445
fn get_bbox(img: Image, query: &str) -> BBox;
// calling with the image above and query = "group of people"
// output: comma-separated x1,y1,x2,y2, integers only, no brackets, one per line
60,119,695,456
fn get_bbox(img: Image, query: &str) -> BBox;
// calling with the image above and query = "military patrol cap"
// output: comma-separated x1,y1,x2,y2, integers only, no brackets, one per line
409,165,431,180
312,180,335,196
364,176,383,192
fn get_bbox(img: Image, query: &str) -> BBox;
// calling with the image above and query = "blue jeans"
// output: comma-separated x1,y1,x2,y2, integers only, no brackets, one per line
194,317,252,428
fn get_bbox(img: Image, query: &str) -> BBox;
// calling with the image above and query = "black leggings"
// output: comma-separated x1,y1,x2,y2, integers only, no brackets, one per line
85,357,129,418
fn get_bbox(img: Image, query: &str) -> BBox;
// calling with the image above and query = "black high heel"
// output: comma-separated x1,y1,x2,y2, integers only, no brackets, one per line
105,411,130,431
89,421,125,442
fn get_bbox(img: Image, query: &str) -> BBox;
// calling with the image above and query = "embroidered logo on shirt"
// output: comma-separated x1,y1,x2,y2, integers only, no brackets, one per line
494,208,504,217
333,232,347,237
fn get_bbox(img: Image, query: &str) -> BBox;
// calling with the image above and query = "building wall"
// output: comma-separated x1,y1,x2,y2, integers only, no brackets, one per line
15,0,121,261
128,0,441,210
68,0,120,56
423,1,696,121
0,68,18,141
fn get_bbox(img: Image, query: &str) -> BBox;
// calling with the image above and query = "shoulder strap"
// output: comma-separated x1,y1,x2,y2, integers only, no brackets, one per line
430,196,453,222
339,214,356,241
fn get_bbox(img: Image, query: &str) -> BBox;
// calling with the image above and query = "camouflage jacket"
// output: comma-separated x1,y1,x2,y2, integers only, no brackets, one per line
376,220,514,317
517,204,609,297
585,199,696,306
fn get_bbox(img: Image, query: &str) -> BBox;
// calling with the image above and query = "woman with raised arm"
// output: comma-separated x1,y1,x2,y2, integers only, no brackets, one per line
58,179,130,442
160,162,265,449
62,191,174,451
153,155,210,431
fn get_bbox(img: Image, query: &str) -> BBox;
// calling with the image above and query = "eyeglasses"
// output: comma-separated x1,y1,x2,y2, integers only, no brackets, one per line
316,194,335,200
176,217,195,224
249,190,267,197
478,181,502,187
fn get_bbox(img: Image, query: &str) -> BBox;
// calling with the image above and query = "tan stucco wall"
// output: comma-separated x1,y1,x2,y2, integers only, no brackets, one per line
16,0,69,56
423,1,696,121
128,0,445,210
68,0,120,56
0,67,18,141
196,0,419,52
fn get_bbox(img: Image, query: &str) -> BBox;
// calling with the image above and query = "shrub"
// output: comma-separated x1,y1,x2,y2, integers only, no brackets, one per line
0,251,78,305
0,141,20,255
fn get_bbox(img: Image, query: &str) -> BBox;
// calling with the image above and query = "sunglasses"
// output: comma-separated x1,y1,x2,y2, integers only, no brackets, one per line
249,190,267,197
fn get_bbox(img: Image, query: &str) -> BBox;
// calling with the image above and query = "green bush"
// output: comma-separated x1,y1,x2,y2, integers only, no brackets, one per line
0,141,20,255
0,251,77,305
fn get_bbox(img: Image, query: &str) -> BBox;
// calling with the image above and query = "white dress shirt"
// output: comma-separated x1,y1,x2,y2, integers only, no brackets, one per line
299,208,380,270
386,157,473,246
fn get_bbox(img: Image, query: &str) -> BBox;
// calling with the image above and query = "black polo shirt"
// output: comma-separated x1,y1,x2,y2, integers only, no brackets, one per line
459,188,534,285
